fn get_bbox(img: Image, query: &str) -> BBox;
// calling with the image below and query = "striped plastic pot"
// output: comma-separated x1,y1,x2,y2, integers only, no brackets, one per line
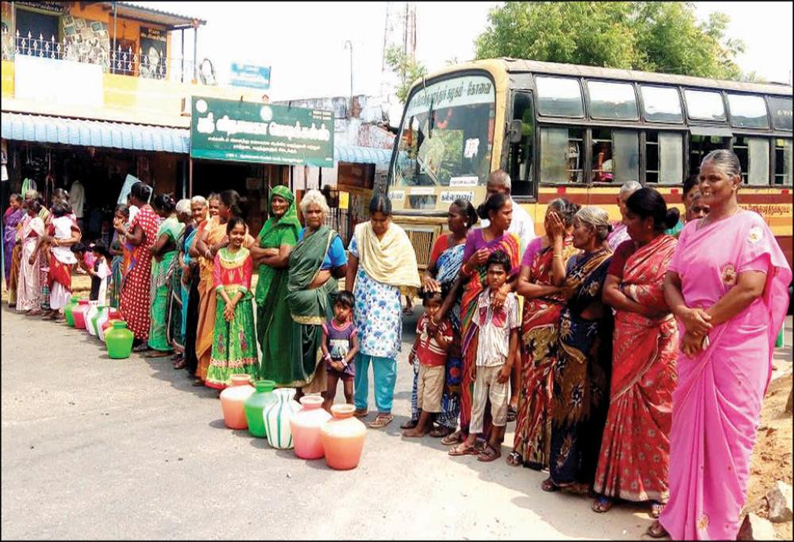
263,388,301,450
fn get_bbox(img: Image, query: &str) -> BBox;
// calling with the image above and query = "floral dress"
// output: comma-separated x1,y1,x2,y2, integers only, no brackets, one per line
348,235,402,360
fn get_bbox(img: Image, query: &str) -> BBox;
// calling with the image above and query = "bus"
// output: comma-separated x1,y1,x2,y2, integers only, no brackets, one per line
386,58,793,271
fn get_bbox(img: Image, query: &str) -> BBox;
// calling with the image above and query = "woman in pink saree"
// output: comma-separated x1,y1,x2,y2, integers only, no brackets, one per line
16,201,46,313
649,150,792,540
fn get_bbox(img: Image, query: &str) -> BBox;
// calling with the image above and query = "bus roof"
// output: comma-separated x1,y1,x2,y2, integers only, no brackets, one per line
409,58,793,97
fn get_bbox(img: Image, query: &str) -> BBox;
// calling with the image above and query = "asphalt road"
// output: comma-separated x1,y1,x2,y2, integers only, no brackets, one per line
2,304,790,540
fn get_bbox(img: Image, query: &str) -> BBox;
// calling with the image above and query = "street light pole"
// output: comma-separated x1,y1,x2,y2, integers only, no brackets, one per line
344,40,353,99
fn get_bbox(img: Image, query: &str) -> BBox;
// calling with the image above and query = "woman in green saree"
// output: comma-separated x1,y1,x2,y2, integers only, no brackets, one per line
146,194,185,357
251,185,301,382
285,190,347,398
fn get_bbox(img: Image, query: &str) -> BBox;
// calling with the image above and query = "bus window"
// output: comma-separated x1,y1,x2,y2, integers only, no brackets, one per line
685,89,727,122
774,139,793,185
535,76,585,118
391,74,496,191
732,136,770,185
645,131,684,184
587,81,639,120
727,94,769,129
540,127,584,183
769,97,793,131
508,91,534,196
689,135,728,175
641,85,684,123
591,128,640,183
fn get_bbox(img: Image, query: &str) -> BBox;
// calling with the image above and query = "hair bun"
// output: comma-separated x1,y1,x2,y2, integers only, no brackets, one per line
665,208,681,229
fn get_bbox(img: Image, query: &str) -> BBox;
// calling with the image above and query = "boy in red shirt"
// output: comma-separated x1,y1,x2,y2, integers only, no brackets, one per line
403,291,453,438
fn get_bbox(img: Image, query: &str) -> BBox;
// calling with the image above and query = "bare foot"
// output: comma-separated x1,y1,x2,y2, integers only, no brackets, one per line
402,427,427,438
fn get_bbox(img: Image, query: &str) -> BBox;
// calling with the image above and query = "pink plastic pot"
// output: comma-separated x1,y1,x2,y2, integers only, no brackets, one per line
290,395,332,459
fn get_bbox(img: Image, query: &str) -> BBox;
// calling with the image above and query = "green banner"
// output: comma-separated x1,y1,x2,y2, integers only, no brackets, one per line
190,97,334,167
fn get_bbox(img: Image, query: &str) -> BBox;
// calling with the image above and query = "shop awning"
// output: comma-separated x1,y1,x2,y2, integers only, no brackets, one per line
334,144,392,166
0,112,190,154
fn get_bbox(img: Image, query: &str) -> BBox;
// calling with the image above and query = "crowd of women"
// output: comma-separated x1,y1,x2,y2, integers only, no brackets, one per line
3,149,791,541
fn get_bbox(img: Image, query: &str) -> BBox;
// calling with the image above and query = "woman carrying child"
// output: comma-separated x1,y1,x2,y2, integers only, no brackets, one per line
44,202,81,320
435,193,520,449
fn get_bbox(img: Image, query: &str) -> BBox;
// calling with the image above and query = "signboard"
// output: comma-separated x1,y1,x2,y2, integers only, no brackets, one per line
230,63,271,90
15,55,103,108
190,97,334,167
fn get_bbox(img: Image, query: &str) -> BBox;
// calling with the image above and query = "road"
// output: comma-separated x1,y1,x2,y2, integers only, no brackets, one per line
2,305,790,539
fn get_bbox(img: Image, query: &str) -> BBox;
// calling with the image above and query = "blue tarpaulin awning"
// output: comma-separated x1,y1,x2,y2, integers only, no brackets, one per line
334,144,392,166
1,112,190,154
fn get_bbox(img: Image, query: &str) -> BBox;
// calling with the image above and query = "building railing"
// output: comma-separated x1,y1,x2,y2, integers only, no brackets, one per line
1,30,199,83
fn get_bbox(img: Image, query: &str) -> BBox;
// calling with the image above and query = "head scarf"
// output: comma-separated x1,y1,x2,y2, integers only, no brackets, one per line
257,185,300,245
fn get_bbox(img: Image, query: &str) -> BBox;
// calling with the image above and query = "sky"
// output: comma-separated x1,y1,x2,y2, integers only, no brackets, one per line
137,1,793,102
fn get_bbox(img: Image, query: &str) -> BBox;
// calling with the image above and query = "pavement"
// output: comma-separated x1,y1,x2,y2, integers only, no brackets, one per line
1,304,791,540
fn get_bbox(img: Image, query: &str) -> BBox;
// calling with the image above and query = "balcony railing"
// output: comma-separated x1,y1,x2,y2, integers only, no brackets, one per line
2,30,199,83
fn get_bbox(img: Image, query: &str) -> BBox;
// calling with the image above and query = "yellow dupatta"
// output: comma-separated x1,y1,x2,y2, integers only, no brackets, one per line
354,221,421,294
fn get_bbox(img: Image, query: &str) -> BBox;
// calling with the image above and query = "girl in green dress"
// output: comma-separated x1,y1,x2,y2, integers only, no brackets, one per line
206,217,258,389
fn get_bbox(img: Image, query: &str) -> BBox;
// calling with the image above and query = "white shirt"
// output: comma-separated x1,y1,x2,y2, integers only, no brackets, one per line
69,181,85,218
472,289,520,367
479,197,536,255
50,216,78,265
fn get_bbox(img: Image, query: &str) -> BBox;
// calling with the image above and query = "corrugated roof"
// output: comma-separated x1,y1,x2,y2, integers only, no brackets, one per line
114,2,206,28
335,145,392,166
1,112,190,154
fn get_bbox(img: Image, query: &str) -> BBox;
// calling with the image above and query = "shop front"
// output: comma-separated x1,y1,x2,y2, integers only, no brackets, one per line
1,112,188,244
189,96,334,233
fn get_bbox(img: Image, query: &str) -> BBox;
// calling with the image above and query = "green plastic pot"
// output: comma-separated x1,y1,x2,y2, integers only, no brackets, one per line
64,296,80,327
244,380,277,438
106,321,134,359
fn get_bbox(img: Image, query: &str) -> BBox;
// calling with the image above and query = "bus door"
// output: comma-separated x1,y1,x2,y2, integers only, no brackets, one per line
507,90,535,197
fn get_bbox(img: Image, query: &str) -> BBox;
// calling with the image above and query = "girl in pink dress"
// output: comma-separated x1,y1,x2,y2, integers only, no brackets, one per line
649,150,792,540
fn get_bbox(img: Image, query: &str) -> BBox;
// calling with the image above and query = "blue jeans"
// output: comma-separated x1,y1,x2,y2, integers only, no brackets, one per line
354,354,397,414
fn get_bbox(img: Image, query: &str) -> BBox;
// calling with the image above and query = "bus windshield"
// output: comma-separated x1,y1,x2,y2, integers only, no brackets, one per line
391,74,496,188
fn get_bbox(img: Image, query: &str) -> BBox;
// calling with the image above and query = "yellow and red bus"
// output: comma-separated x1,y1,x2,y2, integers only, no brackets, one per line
386,58,793,270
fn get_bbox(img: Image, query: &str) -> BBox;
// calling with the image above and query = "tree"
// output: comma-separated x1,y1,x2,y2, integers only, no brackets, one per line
475,2,746,81
385,45,427,104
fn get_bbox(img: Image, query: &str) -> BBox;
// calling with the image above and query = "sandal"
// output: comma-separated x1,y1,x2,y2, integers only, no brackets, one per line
400,419,418,430
353,408,368,418
646,520,669,539
649,502,665,519
507,405,518,423
441,430,464,446
477,443,502,462
429,426,453,438
132,343,150,353
541,478,560,492
368,413,393,429
448,442,478,456
591,496,614,513
506,451,522,467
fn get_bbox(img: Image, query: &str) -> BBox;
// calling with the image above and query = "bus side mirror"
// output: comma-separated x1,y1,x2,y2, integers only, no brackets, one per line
509,120,524,144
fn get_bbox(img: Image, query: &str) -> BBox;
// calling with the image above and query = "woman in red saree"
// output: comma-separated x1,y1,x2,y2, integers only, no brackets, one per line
116,182,160,350
593,187,679,517
436,193,521,447
507,199,578,470
648,150,792,539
